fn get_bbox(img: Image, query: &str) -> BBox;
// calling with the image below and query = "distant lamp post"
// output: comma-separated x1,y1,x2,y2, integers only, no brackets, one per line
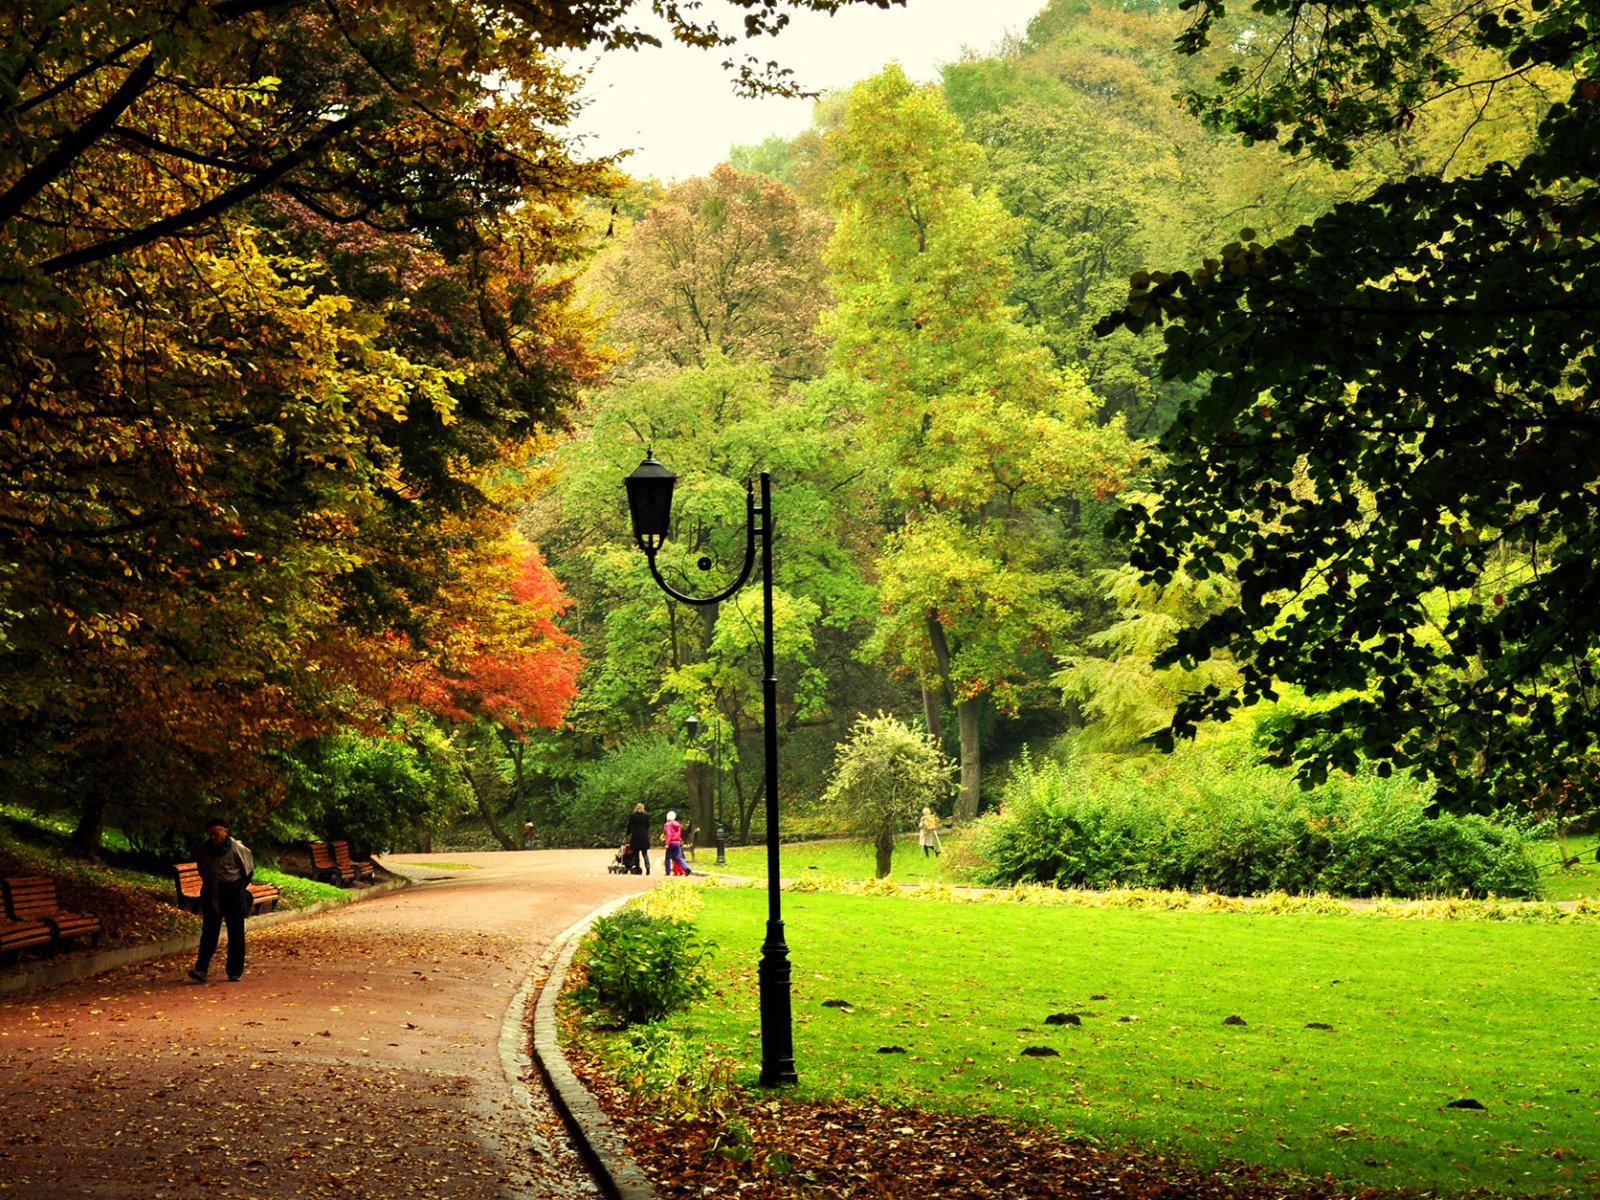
624,452,796,1087
683,712,703,840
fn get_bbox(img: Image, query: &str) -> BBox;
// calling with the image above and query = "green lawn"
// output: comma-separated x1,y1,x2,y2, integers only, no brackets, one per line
655,884,1600,1197
702,835,951,884
708,832,1600,904
1527,835,1600,902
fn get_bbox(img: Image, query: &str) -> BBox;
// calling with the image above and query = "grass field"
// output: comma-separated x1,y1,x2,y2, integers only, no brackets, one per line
703,836,952,884
1528,834,1600,902
704,832,1600,902
645,883,1600,1197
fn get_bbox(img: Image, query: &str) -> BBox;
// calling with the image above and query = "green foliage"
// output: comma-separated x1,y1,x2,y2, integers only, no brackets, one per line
544,347,876,839
822,63,1142,818
1054,562,1242,750
821,713,950,878
943,2,1353,435
973,746,1541,899
561,736,685,843
1101,0,1595,813
277,718,472,853
614,1024,738,1119
572,906,715,1026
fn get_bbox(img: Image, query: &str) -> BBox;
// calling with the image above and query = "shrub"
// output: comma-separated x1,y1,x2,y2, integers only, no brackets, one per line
560,736,685,844
615,1024,737,1119
571,906,714,1026
972,744,1541,899
821,713,949,878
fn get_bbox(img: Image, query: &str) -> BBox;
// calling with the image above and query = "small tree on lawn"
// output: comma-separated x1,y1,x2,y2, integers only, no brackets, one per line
822,713,950,879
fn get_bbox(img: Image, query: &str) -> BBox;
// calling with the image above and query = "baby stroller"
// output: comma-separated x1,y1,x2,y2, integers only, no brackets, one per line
607,844,635,875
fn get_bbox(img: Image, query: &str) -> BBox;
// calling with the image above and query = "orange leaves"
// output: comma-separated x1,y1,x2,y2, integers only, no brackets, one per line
399,538,583,738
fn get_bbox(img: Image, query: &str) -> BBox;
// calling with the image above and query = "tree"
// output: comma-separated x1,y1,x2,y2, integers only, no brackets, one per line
1099,0,1592,812
3,0,890,844
279,716,472,853
545,353,872,837
399,534,585,848
823,65,1138,818
821,711,948,878
1053,562,1242,752
590,164,832,381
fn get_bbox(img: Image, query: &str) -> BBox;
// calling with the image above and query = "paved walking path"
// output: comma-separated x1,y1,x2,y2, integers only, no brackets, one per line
0,850,650,1200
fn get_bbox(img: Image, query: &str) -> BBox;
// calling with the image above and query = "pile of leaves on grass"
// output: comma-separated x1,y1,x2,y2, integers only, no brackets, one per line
568,1055,1375,1200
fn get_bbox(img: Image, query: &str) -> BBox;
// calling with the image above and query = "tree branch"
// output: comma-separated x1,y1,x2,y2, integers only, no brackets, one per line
0,51,157,230
37,110,363,275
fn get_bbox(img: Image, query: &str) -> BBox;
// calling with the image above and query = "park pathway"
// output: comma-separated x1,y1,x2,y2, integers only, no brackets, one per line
0,849,649,1200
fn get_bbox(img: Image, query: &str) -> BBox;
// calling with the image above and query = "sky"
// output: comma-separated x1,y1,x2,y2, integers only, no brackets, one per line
561,0,1049,182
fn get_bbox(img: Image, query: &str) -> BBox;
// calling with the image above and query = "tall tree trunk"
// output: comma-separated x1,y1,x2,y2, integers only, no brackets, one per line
685,759,714,844
955,697,982,820
71,792,108,860
499,730,530,818
875,823,895,879
920,683,944,744
462,764,517,849
925,612,980,818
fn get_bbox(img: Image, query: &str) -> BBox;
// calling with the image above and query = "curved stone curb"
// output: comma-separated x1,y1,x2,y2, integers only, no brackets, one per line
0,876,410,997
522,896,659,1200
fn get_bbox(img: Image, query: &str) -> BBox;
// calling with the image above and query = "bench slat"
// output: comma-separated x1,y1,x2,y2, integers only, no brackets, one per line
0,918,56,956
307,842,350,885
332,841,375,881
1,877,101,951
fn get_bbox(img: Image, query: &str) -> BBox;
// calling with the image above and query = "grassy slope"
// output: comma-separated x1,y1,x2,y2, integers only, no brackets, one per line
0,808,351,955
666,885,1600,1197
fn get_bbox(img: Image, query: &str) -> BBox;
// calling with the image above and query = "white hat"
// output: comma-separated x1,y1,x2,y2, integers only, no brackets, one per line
666,811,677,821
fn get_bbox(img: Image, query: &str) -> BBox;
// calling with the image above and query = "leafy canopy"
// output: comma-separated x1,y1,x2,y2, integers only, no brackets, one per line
1101,0,1598,811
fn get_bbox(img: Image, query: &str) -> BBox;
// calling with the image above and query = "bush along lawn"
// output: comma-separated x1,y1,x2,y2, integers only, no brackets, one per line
598,883,1600,1198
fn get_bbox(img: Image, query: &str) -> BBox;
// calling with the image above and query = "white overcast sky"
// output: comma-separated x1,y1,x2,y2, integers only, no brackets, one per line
561,0,1048,182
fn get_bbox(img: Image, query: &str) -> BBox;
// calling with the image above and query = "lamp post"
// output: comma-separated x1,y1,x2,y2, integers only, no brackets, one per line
624,452,797,1087
684,712,702,838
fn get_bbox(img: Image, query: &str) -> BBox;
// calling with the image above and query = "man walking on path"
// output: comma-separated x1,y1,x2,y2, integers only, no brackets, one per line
0,849,649,1199
188,816,253,983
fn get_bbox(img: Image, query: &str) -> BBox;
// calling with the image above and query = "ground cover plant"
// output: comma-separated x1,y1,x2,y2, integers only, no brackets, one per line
594,884,1600,1197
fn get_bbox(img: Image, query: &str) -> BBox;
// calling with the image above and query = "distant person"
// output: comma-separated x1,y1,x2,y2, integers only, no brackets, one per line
522,821,535,850
663,810,691,876
918,807,941,857
626,803,652,876
187,818,254,984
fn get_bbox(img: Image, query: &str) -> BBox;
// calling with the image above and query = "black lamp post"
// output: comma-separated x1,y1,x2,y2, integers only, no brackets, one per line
624,452,797,1087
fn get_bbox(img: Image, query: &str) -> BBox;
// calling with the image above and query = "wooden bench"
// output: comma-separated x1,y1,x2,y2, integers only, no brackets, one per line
309,840,375,886
0,916,57,963
332,841,375,883
307,841,347,885
171,863,282,916
1,876,101,952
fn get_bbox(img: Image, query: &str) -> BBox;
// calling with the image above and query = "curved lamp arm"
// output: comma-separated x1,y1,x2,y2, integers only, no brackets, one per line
641,477,760,607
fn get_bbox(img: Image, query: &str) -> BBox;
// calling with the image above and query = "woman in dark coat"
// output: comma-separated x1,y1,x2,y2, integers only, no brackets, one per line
626,803,652,876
